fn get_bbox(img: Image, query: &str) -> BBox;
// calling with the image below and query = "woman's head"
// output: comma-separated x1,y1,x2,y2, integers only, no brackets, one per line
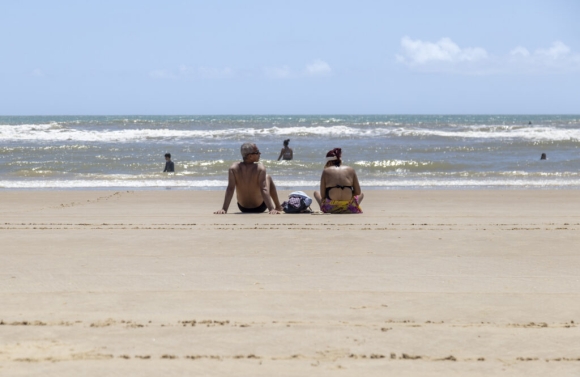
325,148,342,167
283,139,290,147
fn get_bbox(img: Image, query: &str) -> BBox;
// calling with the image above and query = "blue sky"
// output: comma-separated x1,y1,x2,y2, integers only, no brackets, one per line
1,0,579,115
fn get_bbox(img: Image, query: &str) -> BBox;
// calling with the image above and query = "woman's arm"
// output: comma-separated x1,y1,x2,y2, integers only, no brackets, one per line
352,169,362,196
320,170,327,200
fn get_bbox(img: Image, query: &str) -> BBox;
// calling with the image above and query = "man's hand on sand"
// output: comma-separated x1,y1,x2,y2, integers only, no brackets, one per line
269,209,281,214
214,209,227,214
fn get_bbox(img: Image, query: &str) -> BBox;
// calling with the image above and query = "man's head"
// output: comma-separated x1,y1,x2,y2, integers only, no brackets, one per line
165,153,171,161
241,143,261,162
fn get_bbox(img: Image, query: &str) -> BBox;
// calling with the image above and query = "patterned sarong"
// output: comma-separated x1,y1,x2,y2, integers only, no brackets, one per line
320,196,363,214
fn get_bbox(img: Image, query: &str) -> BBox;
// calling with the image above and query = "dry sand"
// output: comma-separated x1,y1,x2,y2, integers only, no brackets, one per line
1,189,579,376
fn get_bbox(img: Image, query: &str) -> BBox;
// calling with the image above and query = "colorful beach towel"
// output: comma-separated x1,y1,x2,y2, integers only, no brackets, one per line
320,196,363,214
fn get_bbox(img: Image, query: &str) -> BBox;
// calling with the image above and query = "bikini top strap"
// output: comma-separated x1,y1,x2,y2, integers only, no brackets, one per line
325,185,354,199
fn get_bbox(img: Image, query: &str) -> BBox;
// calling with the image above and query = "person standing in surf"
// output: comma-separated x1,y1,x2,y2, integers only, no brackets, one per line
163,153,175,172
277,139,293,161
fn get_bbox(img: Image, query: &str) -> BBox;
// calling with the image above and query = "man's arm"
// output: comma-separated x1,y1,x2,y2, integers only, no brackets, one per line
163,162,168,172
214,167,236,214
258,166,279,214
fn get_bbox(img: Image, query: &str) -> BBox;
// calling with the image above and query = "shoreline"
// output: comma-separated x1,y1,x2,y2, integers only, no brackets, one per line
2,184,580,192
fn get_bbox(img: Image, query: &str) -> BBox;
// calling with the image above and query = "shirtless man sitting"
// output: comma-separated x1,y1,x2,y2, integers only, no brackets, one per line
214,143,282,215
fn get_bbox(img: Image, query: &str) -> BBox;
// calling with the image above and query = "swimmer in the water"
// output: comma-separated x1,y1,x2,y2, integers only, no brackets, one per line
277,139,293,161
163,153,175,172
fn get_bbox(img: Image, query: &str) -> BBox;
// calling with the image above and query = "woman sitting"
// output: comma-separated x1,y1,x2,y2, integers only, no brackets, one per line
313,148,364,214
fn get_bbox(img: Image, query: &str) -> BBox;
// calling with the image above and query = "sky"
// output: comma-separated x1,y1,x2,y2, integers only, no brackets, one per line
1,0,579,115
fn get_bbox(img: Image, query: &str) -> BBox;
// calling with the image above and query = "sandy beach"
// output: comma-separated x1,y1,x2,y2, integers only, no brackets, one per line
1,189,579,376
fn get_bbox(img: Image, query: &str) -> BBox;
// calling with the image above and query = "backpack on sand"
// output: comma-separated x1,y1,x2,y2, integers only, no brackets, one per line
282,191,313,213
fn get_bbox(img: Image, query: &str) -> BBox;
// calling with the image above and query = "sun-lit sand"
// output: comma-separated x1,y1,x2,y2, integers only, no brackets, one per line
1,189,579,376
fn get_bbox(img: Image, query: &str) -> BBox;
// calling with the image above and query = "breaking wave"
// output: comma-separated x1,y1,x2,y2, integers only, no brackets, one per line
2,123,580,142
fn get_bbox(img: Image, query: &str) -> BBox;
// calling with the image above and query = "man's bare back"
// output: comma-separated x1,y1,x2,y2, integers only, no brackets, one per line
214,143,282,214
231,161,267,208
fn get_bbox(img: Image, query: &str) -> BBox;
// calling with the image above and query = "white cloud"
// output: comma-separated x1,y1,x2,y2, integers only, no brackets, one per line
508,41,579,73
264,60,332,79
149,65,234,80
152,61,332,80
510,46,530,57
305,59,332,76
535,41,570,59
398,36,488,65
398,37,580,74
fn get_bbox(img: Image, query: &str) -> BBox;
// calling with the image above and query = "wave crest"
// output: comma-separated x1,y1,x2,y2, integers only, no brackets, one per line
2,124,580,142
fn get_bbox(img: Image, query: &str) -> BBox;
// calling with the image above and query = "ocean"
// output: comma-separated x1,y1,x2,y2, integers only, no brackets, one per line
1,115,579,190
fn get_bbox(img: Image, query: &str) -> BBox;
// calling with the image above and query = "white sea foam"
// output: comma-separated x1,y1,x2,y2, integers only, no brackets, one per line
2,178,580,189
407,126,580,141
354,160,432,167
0,180,230,188
2,124,580,142
360,179,580,187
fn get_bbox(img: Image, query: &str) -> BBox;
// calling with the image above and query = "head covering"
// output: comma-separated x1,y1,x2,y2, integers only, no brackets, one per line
325,148,342,162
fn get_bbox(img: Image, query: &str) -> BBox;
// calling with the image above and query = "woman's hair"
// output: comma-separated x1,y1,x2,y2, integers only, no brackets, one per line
325,148,342,167
283,139,290,146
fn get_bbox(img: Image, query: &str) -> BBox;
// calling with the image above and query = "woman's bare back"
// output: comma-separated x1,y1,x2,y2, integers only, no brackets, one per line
321,166,360,201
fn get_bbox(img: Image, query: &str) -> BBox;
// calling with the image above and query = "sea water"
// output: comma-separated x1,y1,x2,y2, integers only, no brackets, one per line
1,115,579,190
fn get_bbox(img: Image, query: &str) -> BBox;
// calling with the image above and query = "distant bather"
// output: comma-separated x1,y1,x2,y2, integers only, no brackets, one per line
277,139,293,161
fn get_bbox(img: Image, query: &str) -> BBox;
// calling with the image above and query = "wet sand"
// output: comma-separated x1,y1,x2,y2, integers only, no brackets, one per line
1,190,580,376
